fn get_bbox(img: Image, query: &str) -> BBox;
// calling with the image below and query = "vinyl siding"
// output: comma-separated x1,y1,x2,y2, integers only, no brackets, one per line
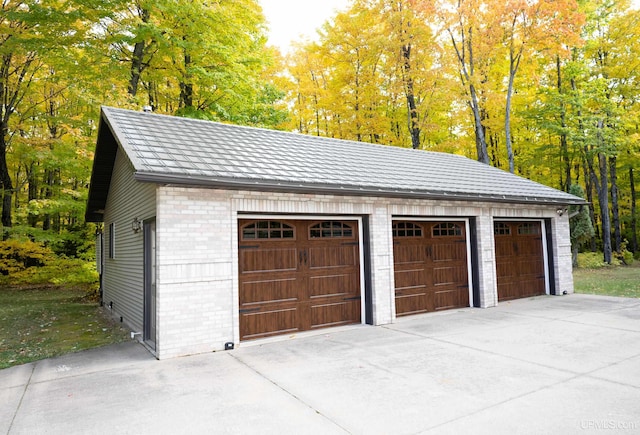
102,149,156,333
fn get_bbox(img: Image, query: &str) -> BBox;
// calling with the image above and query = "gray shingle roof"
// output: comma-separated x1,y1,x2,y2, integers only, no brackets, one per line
86,106,584,220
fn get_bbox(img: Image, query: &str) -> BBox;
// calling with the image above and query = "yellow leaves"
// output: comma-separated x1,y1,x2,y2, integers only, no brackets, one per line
0,239,52,276
284,0,456,148
283,0,603,170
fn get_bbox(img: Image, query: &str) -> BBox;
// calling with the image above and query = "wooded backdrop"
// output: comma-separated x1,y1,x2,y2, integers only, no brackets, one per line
0,0,637,265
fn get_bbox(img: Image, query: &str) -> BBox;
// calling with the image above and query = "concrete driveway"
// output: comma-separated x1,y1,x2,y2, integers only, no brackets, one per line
2,294,640,434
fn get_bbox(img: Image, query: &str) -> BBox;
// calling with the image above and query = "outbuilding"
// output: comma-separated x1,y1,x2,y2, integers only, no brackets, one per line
86,107,584,359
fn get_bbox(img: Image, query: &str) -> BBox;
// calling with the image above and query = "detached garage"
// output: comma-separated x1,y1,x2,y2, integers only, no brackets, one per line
86,107,585,359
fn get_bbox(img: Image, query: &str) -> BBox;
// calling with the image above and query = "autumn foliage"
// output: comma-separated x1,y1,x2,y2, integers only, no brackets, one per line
0,0,637,268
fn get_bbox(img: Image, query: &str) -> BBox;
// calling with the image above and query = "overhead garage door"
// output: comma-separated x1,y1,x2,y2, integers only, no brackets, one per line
494,221,546,301
238,219,361,340
393,221,469,316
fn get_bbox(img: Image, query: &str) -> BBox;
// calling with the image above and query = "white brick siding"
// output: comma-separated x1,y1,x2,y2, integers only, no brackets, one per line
146,186,573,359
476,212,499,308
369,205,394,324
155,188,234,359
552,214,575,295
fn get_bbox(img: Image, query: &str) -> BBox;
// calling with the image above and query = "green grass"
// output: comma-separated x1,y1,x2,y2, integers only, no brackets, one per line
573,262,640,298
0,286,130,370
